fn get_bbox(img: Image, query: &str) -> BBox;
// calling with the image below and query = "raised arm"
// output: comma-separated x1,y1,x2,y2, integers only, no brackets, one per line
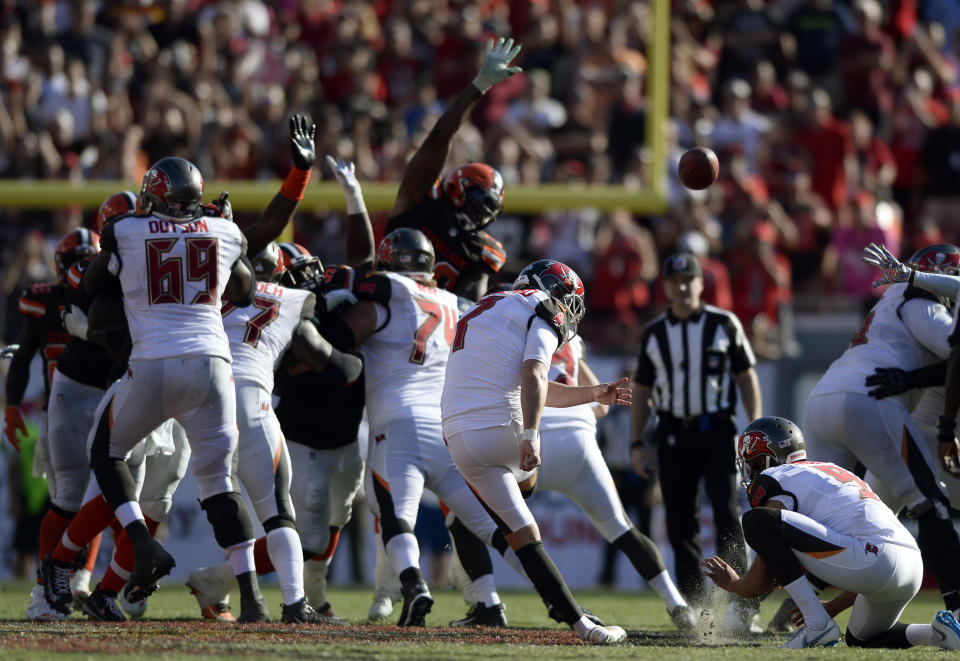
391,37,522,217
243,114,317,257
327,156,375,269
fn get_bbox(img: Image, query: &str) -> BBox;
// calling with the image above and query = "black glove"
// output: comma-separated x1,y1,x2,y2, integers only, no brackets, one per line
865,367,908,399
289,114,316,171
212,192,232,222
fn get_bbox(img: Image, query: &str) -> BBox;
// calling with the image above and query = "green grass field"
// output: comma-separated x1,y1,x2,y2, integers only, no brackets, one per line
0,581,950,660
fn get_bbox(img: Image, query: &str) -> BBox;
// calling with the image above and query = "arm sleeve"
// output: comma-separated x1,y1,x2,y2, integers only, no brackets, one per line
747,473,795,510
523,318,559,365
902,299,953,359
911,271,960,303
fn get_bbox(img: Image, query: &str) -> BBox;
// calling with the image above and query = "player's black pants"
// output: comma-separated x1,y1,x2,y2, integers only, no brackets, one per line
655,414,748,604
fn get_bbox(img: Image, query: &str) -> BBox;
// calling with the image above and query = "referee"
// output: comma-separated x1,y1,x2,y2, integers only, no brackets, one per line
629,252,762,629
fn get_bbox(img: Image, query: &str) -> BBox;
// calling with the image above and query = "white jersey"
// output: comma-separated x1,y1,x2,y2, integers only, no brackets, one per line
755,462,918,550
809,283,953,410
539,335,597,433
442,289,560,435
105,215,244,362
223,281,312,392
358,271,460,429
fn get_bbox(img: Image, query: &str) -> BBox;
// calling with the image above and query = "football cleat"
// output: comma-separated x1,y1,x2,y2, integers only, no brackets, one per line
40,554,75,615
26,585,66,622
367,589,394,621
280,597,344,625
314,601,347,625
397,581,433,627
237,595,270,624
668,605,697,634
128,539,175,601
548,603,603,626
782,620,841,649
932,610,960,650
187,571,235,622
720,600,763,634
584,624,627,645
82,588,126,622
118,583,148,618
449,601,508,627
766,597,796,634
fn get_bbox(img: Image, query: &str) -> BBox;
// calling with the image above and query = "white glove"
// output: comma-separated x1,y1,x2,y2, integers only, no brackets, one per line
324,289,358,312
862,242,911,288
0,344,19,359
324,155,366,215
61,304,90,340
471,37,523,93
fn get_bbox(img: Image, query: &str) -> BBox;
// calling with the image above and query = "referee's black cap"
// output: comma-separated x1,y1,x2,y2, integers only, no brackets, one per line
663,252,702,279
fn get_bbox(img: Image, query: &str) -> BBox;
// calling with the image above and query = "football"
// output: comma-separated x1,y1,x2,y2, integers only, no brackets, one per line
677,146,719,190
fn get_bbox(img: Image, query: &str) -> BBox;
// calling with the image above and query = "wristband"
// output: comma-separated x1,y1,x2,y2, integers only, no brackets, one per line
280,166,311,201
939,416,957,433
343,185,367,216
522,428,538,442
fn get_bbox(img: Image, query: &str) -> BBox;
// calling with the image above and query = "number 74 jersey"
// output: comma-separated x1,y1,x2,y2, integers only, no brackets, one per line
104,214,244,362
343,269,459,427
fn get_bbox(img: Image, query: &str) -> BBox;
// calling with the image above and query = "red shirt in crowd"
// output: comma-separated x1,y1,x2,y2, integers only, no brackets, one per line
795,118,854,209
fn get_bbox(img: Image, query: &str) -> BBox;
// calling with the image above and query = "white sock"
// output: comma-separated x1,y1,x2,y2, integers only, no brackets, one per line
649,570,686,611
470,574,500,606
225,539,256,576
267,528,304,605
373,535,401,599
573,615,597,638
784,575,830,631
905,623,935,646
501,547,525,576
303,558,330,606
385,533,420,576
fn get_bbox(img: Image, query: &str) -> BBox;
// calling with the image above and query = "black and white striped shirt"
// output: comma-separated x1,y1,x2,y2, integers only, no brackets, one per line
634,304,756,418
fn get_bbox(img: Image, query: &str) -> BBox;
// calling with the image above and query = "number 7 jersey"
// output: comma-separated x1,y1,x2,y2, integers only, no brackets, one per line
348,269,459,428
103,215,244,362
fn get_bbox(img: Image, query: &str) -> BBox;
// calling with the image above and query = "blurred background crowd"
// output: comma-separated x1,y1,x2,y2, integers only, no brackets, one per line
1,0,958,354
0,0,957,589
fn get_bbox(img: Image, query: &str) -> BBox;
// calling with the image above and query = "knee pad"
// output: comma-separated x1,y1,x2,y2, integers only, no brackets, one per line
201,491,254,548
263,513,297,534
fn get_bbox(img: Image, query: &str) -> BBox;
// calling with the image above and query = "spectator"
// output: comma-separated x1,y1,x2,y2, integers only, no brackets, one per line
794,88,855,210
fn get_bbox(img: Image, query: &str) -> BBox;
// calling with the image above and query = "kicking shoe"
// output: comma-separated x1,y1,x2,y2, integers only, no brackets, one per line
782,620,841,649
668,605,697,634
26,585,66,622
40,555,75,615
187,568,235,622
932,610,960,650
367,589,394,621
450,601,508,627
720,600,763,635
548,603,603,626
118,583,148,618
281,597,341,624
766,597,796,634
82,588,126,622
128,539,175,601
70,568,92,611
237,595,270,624
584,624,627,645
397,581,433,627
314,601,347,625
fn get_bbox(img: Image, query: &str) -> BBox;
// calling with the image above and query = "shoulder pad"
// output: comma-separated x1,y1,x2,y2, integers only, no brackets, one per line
479,232,506,272
534,297,574,345
323,265,355,292
354,272,392,304
748,472,788,509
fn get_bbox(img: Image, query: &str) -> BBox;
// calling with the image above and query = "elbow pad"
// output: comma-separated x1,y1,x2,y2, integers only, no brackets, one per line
325,348,363,386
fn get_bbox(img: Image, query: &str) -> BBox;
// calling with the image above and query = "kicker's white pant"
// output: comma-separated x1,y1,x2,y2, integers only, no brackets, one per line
803,392,943,512
287,439,363,554
446,421,536,533
47,370,103,511
368,415,500,544
780,509,922,640
234,383,293,525
87,356,238,501
537,426,632,542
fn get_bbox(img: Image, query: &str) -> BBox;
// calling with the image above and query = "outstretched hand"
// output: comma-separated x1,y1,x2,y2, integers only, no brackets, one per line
702,556,739,592
595,376,632,406
289,114,317,171
862,242,911,288
472,37,523,93
325,155,359,191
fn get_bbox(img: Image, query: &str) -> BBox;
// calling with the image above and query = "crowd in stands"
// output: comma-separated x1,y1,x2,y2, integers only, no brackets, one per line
1,0,959,357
